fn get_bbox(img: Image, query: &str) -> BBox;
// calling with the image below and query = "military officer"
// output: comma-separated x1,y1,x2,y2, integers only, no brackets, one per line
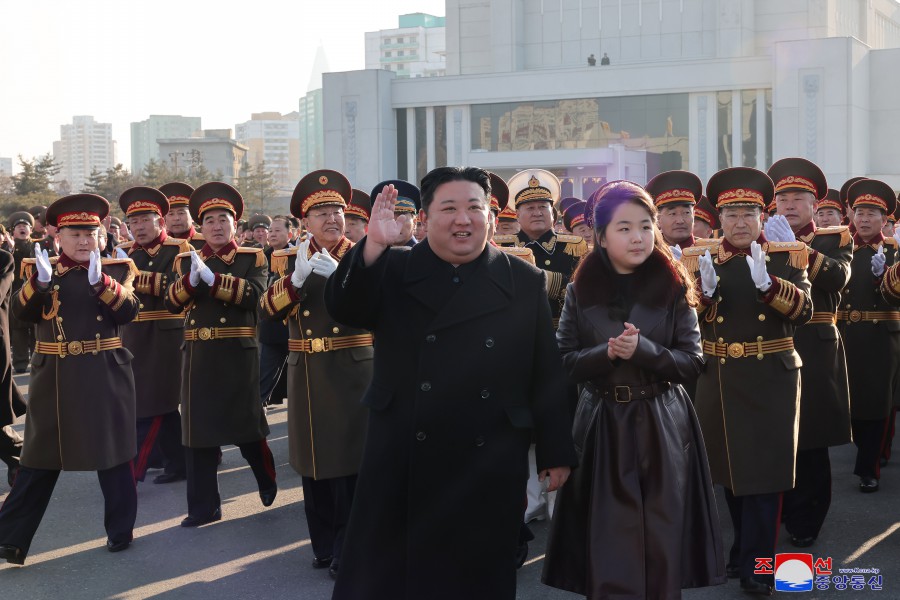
645,170,705,251
8,211,39,373
370,180,420,247
815,189,845,228
343,189,371,243
693,195,719,239
246,214,271,249
560,199,591,246
0,244,24,487
495,203,520,236
684,167,812,595
117,187,191,484
765,158,852,547
838,178,900,493
160,182,205,250
258,215,293,407
488,173,534,265
0,193,139,564
164,182,276,527
840,177,867,229
259,170,372,578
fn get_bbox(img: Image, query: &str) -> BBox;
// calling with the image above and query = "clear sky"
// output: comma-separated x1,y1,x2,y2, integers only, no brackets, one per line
0,0,446,172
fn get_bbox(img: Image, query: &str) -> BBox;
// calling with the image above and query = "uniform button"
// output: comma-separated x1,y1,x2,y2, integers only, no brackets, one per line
544,260,551,266
758,314,766,321
332,327,340,334
220,317,226,323
303,310,310,317
485,337,495,348
306,329,313,336
148,261,153,266
719,358,726,364
717,337,724,343
425,334,436,343
480,389,490,399
56,335,63,341
475,436,485,447
716,316,724,323
416,431,427,441
190,319,196,325
421,382,432,392
139,303,145,309
452,276,460,283
57,316,63,322
96,315,103,321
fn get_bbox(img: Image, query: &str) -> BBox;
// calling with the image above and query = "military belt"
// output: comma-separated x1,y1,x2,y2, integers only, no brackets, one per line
288,334,374,354
836,310,900,323
585,381,671,403
35,336,123,357
184,326,256,341
134,310,184,323
807,312,837,325
702,337,794,360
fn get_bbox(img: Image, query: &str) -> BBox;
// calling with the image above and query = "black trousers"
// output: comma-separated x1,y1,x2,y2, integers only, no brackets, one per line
301,474,356,564
882,408,897,462
852,417,888,479
259,341,288,405
724,489,782,585
783,447,831,539
185,440,276,518
0,461,136,557
134,411,186,482
9,315,33,372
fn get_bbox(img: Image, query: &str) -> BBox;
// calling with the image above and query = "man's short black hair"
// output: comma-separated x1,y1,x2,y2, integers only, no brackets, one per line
420,167,491,213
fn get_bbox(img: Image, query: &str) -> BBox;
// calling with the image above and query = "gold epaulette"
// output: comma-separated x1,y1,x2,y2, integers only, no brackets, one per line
493,234,518,245
884,237,898,249
270,247,298,277
814,225,852,247
21,257,60,280
101,257,140,280
164,237,192,252
499,246,536,266
558,234,588,258
694,237,719,247
236,246,267,268
175,251,192,260
191,232,205,241
681,243,719,273
766,241,809,270
117,241,134,250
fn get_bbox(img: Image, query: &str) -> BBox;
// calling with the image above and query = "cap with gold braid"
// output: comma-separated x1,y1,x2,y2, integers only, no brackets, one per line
497,204,517,222
840,177,867,207
561,199,588,232
693,195,718,229
119,186,170,218
158,182,194,208
292,169,351,218
345,189,371,222
507,169,561,209
767,158,827,200
189,182,244,222
847,179,897,215
488,173,509,214
46,194,110,228
645,170,701,208
370,180,420,215
816,189,843,213
706,167,774,211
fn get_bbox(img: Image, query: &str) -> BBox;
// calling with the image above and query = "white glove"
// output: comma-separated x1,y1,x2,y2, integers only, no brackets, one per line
309,248,338,278
698,249,718,298
88,249,102,286
871,245,886,277
746,241,772,292
670,244,682,261
189,249,215,286
764,214,795,243
893,229,900,249
34,243,52,283
291,240,313,288
115,247,128,259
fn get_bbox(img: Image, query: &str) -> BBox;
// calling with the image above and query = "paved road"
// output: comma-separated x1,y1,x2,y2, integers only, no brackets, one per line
1,372,897,598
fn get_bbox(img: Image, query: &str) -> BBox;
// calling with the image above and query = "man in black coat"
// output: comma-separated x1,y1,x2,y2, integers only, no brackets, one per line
325,166,577,600
0,247,25,486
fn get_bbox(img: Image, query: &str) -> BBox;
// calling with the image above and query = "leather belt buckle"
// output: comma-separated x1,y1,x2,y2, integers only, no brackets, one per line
198,327,212,341
849,310,862,323
727,342,745,359
311,338,326,353
614,385,632,403
67,340,84,356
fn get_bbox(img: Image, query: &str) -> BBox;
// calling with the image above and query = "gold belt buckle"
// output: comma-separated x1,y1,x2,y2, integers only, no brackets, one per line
198,327,212,341
727,342,745,359
311,338,326,353
849,310,862,323
67,340,84,356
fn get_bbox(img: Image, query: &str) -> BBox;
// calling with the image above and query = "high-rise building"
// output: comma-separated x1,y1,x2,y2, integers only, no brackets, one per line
131,115,201,175
327,0,900,192
365,13,446,78
0,157,11,177
298,44,329,177
52,116,116,193
156,129,247,184
235,112,301,189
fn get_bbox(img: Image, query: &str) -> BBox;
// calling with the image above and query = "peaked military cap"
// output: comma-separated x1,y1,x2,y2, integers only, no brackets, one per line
847,179,897,215
488,173,509,214
345,189,371,222
706,167,774,210
119,186,169,217
249,214,272,230
816,189,843,214
507,169,561,208
190,182,244,222
8,211,34,229
293,169,351,218
693,195,718,229
371,180,420,214
768,158,827,200
158,182,194,208
562,199,588,232
46,194,110,228
645,170,702,208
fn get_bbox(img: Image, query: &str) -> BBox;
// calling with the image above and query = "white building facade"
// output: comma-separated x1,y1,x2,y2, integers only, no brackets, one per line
52,116,116,193
365,13,447,79
235,112,301,189
327,0,900,196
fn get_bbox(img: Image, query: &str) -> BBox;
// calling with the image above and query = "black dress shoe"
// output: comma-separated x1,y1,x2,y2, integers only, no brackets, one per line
312,556,333,569
859,477,879,493
0,544,25,565
153,472,186,484
726,563,740,578
329,563,339,579
740,578,773,596
180,508,222,527
259,485,277,507
790,534,816,548
106,538,131,553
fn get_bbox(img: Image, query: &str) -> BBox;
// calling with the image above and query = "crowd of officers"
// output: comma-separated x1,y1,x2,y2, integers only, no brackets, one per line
0,159,897,595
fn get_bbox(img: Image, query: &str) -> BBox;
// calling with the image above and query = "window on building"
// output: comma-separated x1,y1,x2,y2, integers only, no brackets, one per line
398,50,404,56
741,90,758,168
397,108,408,180
398,37,404,43
415,107,427,182
385,51,392,57
716,91,733,170
435,106,447,168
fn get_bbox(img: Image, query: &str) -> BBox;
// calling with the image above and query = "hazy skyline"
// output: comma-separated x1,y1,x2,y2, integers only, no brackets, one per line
0,0,445,173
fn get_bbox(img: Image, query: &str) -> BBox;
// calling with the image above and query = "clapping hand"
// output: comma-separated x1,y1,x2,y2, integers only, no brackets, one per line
189,249,215,287
698,249,717,298
608,322,640,360
764,214,795,243
291,240,313,288
309,247,338,278
34,243,52,284
871,245,886,277
88,249,102,286
670,244,682,261
745,241,772,292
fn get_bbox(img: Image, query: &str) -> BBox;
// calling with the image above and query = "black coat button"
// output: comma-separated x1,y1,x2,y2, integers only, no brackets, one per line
416,431,427,441
421,382,432,392
480,389,490,399
475,436,485,447
426,334,436,343
485,337,494,348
